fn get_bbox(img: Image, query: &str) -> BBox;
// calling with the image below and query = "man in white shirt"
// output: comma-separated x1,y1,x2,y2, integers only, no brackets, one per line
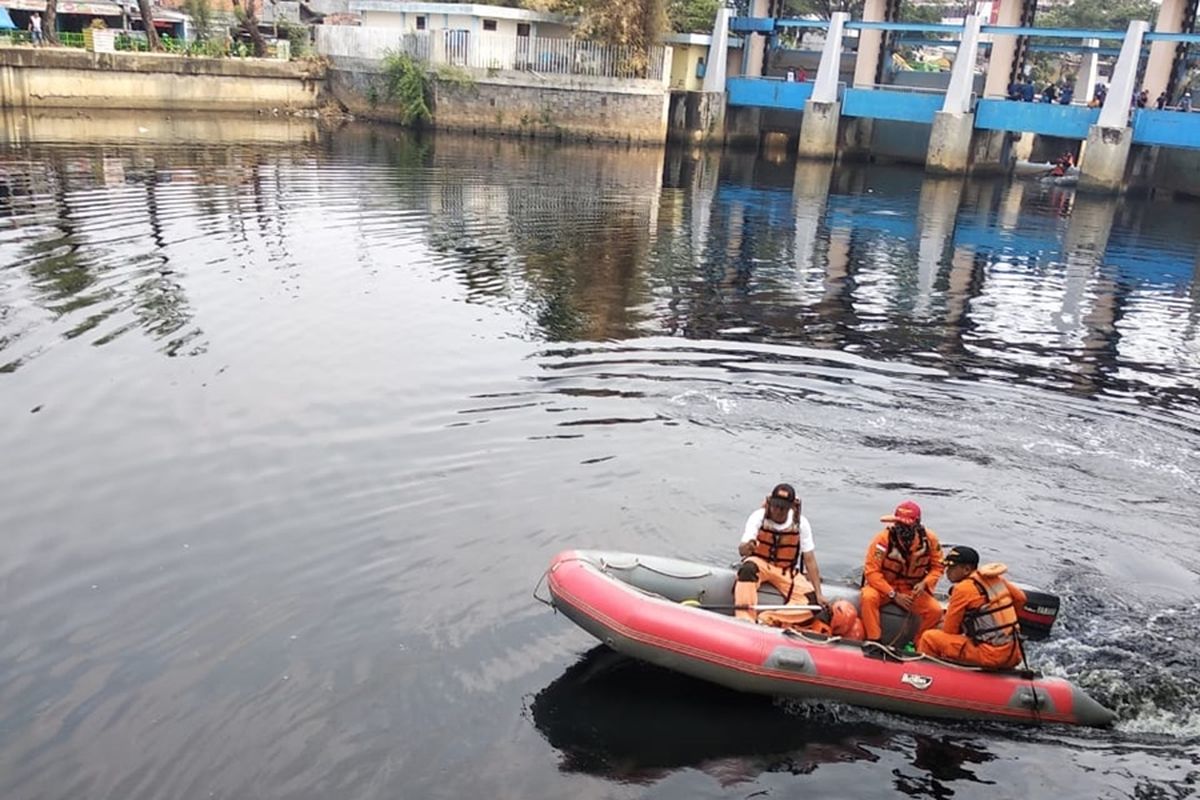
734,483,827,626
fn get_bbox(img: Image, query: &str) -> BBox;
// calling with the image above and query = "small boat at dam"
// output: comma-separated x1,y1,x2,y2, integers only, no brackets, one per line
542,550,1117,727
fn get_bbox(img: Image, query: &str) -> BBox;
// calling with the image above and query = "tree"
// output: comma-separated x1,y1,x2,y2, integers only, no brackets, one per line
536,0,668,51
669,0,719,34
44,0,60,45
782,0,863,21
1038,0,1157,33
137,0,162,50
230,0,269,56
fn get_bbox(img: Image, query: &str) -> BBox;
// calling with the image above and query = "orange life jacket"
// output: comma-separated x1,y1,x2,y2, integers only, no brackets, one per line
751,515,801,570
879,526,933,585
963,564,1021,647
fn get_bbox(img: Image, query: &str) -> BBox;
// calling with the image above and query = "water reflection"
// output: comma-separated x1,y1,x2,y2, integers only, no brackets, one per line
2,127,1197,410
531,647,998,797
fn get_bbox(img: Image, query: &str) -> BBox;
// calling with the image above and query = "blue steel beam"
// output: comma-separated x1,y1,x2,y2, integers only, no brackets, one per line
774,19,832,29
846,21,965,33
1144,31,1200,43
980,25,1127,39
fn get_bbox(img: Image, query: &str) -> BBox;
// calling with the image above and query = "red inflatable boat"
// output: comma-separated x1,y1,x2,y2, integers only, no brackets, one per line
543,550,1116,727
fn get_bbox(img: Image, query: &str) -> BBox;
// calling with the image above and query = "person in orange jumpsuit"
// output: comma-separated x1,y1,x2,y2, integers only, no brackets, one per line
916,546,1028,669
859,500,944,645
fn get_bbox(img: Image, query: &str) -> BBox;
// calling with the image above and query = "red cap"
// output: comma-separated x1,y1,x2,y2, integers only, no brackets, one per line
881,500,921,526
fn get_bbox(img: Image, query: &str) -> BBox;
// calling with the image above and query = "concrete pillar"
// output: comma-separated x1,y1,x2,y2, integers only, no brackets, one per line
983,0,1024,98
702,5,732,93
927,16,982,174
811,12,846,104
1098,22,1148,129
927,112,978,173
1073,39,1100,105
1080,21,1149,192
853,0,887,88
1144,0,1189,103
798,101,842,159
798,12,847,160
745,0,770,78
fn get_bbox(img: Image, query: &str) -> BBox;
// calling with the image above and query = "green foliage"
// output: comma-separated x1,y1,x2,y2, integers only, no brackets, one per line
535,0,668,53
182,0,214,41
380,51,434,126
668,0,718,34
782,0,863,21
433,63,474,87
277,19,310,58
1038,0,1156,32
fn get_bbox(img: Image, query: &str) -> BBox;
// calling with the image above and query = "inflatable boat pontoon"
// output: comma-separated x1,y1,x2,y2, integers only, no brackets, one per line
542,550,1116,727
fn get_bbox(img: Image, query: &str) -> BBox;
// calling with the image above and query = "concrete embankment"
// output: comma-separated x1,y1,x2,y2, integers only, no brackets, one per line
327,58,669,144
0,48,325,113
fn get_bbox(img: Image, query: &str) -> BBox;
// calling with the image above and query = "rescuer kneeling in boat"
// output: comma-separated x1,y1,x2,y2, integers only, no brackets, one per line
860,500,944,646
735,483,827,629
916,546,1028,670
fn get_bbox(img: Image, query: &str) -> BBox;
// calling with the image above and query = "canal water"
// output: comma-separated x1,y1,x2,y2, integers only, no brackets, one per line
1,117,1198,800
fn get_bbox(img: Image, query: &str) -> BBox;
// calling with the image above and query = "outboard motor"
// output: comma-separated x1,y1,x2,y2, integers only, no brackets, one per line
1017,589,1060,641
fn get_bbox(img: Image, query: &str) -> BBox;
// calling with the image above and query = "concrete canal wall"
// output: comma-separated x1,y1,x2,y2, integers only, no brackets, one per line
0,48,325,113
328,59,669,143
317,27,672,144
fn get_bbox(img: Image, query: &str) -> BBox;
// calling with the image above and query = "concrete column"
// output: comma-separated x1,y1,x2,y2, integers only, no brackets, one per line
1144,0,1188,103
811,11,846,104
983,0,1024,98
1080,21,1149,192
927,15,982,174
1098,22,1148,129
1073,39,1100,105
943,16,982,115
928,112,978,173
702,5,732,93
798,11,846,160
745,0,770,77
853,0,887,88
798,101,842,159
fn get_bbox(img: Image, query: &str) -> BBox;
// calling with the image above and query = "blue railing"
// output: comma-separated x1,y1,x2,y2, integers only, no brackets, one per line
975,99,1100,138
727,76,814,109
843,87,945,124
1131,109,1200,149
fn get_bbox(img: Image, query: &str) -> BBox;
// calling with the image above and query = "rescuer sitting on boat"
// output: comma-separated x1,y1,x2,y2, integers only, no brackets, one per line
735,483,827,628
860,500,944,647
916,546,1028,670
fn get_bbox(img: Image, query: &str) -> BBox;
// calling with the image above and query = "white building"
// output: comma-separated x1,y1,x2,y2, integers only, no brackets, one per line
347,1,574,40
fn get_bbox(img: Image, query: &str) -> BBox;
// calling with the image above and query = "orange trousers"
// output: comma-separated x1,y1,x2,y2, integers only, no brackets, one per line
859,585,941,642
916,630,1021,669
734,556,816,627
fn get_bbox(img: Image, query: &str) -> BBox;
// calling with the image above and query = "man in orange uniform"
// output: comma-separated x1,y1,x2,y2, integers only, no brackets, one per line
916,546,1027,669
860,500,944,645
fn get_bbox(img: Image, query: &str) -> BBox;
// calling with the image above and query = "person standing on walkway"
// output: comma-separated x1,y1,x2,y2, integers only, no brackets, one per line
29,12,43,46
859,500,944,646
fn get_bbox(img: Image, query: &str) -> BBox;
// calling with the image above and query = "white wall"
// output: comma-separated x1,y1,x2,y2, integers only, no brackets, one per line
358,10,573,37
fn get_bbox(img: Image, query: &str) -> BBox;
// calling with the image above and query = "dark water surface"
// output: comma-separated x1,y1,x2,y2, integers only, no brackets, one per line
1,117,1199,800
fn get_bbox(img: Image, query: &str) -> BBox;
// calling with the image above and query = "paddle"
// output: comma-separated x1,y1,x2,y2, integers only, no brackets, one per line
681,600,822,612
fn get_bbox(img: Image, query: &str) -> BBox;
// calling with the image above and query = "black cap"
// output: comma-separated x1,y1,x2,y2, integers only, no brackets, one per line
943,546,979,568
768,483,797,507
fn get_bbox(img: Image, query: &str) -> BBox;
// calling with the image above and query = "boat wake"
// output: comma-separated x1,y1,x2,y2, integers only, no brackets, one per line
1021,571,1200,740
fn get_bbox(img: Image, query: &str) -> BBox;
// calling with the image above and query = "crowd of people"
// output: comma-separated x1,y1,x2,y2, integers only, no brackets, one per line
733,484,1026,671
1005,78,1195,113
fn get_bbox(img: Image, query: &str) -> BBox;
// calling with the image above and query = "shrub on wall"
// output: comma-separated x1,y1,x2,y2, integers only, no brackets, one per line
380,51,434,125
